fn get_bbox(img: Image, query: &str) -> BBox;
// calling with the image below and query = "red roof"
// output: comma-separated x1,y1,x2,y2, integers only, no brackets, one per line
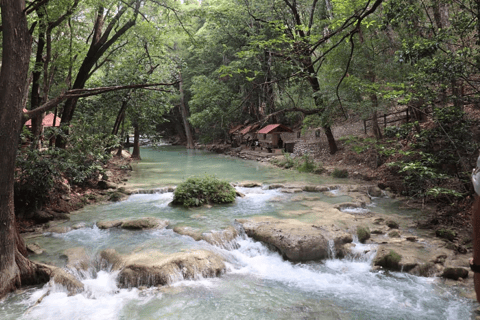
240,124,260,135
229,124,243,134
240,125,252,135
25,113,61,127
257,124,293,134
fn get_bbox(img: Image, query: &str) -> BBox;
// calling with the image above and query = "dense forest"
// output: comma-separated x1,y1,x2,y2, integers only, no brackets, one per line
1,0,480,298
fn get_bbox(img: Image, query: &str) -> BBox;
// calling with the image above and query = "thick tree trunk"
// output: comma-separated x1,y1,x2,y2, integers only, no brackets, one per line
132,122,141,159
0,0,39,299
472,196,480,302
179,72,195,149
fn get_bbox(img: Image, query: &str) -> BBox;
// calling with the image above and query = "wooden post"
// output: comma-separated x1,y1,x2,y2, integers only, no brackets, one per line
406,108,409,123
384,114,387,128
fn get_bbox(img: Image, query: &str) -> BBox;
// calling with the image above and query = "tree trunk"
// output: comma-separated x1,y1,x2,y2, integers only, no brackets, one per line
472,196,480,302
179,72,194,149
0,0,40,299
131,122,141,159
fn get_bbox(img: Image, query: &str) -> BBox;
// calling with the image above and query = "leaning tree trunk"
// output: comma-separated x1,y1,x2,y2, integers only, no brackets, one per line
0,0,40,298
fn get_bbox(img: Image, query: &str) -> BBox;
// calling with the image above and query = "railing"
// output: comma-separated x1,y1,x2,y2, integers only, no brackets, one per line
363,108,410,134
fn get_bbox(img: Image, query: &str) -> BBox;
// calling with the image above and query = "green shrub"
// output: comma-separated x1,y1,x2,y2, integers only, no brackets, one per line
332,168,349,178
14,149,61,211
172,175,236,207
297,154,316,173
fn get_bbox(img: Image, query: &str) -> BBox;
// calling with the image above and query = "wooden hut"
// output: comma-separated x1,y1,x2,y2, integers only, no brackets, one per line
257,124,293,153
240,124,260,148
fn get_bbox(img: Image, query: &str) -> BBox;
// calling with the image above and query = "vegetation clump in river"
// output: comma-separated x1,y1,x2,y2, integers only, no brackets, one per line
172,175,236,207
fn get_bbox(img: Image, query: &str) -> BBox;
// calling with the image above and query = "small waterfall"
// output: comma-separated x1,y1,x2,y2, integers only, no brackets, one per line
327,239,336,259
131,187,176,194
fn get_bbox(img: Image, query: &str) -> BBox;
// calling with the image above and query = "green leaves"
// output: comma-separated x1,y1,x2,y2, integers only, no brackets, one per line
172,175,236,207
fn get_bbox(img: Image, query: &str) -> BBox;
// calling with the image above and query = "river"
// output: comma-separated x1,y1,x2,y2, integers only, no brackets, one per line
0,146,476,319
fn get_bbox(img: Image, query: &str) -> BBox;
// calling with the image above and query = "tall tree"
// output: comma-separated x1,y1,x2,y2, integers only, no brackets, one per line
0,0,38,298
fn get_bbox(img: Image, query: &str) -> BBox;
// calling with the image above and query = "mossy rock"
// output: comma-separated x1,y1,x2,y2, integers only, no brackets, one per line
356,226,371,243
386,220,399,229
374,249,402,271
436,228,456,241
332,168,348,178
388,230,401,238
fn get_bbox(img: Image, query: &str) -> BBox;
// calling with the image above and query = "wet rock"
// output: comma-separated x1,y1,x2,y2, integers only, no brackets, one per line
96,218,169,230
63,247,89,271
436,228,456,241
121,217,169,230
98,180,118,190
268,184,285,189
442,267,469,280
388,230,401,238
173,226,203,241
302,185,318,192
100,249,225,288
367,186,383,197
27,243,44,255
96,220,124,229
386,220,399,229
33,210,54,223
237,217,352,261
236,190,246,198
202,226,239,249
334,202,365,211
36,263,84,295
374,248,403,271
239,181,262,188
47,226,72,234
410,262,438,277
356,226,370,243
280,188,303,193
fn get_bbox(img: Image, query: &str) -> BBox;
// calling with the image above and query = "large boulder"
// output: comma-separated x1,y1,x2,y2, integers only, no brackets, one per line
96,217,169,230
36,263,84,295
100,249,225,288
121,217,168,230
236,217,352,261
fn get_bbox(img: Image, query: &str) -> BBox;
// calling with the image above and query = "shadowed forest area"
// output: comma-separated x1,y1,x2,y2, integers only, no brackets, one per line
2,0,480,299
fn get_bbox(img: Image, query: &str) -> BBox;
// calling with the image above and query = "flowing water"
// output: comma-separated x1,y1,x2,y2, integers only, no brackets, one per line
0,146,476,319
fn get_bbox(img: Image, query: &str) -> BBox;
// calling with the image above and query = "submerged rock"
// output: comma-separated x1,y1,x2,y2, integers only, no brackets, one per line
173,226,239,249
236,217,352,261
100,249,225,288
27,243,44,255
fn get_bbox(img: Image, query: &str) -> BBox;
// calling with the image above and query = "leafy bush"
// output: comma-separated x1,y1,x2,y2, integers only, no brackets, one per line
14,149,61,211
384,122,416,139
172,175,236,207
332,168,349,178
297,154,316,173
